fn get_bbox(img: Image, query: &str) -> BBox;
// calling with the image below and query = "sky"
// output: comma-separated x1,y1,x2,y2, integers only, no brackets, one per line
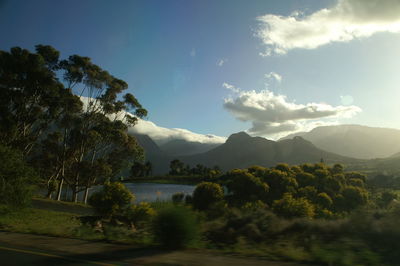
2,0,400,144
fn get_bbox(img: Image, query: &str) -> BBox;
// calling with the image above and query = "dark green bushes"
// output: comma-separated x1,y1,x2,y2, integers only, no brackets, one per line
88,182,134,218
152,206,199,249
192,182,224,210
0,145,37,207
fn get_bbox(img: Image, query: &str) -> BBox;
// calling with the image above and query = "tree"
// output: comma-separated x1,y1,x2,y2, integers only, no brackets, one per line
0,144,37,207
130,161,145,178
262,168,298,204
144,161,152,176
340,186,368,211
169,159,185,175
192,182,224,210
226,169,269,204
272,193,315,219
88,182,134,219
0,46,68,155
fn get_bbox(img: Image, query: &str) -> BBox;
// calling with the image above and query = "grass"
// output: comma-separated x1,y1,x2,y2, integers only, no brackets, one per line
0,205,81,237
0,204,153,244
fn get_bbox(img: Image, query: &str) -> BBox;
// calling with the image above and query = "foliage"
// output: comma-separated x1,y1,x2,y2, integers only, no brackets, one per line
225,169,269,205
130,161,152,177
0,145,37,207
124,202,156,228
272,193,315,219
192,182,224,210
169,159,185,175
88,182,134,218
152,206,199,249
0,45,147,203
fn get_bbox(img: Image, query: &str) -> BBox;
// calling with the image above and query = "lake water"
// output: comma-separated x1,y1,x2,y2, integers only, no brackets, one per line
56,183,196,203
123,183,195,202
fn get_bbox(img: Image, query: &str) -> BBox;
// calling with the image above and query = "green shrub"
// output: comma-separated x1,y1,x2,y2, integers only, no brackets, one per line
125,202,156,228
0,145,37,207
152,206,199,249
192,182,223,210
226,169,269,204
88,182,134,218
272,193,315,219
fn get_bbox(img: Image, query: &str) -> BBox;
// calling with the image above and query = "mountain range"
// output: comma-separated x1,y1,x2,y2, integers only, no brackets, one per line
178,132,355,171
133,130,358,174
280,125,400,159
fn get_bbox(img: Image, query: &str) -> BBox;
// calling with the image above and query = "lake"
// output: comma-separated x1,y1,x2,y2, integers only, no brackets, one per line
56,183,196,203
124,183,195,202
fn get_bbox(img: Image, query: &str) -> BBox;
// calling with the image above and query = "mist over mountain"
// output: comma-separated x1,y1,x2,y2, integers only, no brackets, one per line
159,139,220,157
280,125,400,159
179,132,353,171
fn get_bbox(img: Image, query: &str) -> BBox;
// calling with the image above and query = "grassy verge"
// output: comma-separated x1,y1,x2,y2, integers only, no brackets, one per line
0,205,81,237
0,204,146,244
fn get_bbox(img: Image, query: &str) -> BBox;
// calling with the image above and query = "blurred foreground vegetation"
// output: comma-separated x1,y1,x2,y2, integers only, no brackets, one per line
2,162,400,265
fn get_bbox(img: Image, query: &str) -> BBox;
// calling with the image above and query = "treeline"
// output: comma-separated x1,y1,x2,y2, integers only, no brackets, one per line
0,45,146,204
188,163,369,218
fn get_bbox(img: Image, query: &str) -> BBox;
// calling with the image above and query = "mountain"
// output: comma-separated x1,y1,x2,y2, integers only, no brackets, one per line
179,132,354,171
280,125,400,159
132,134,171,175
159,139,220,157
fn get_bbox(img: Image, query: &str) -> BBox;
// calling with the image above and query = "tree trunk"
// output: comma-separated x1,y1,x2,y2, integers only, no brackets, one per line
56,178,64,201
83,187,90,204
72,183,79,203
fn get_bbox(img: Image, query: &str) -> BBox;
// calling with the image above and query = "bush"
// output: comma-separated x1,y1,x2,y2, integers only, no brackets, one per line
272,193,315,219
88,182,134,218
226,169,269,204
192,182,224,210
125,202,156,228
152,206,199,249
0,145,37,207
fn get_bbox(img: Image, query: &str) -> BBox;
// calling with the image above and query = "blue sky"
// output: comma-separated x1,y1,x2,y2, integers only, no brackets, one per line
2,0,400,143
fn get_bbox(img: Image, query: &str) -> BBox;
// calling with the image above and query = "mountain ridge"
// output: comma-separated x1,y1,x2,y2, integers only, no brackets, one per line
280,124,400,159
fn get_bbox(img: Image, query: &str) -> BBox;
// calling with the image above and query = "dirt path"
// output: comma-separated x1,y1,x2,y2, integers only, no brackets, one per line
0,231,303,265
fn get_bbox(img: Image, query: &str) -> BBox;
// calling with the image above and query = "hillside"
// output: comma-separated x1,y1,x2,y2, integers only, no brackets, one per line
132,134,171,174
281,125,400,159
159,139,220,157
179,132,354,171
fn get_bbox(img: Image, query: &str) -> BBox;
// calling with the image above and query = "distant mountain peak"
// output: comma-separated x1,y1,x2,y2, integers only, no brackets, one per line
226,131,251,143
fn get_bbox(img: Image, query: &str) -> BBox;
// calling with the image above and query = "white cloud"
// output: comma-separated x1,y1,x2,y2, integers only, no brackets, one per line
222,82,240,93
217,59,226,66
265,72,282,83
129,119,226,145
256,0,400,55
80,96,226,145
223,84,361,137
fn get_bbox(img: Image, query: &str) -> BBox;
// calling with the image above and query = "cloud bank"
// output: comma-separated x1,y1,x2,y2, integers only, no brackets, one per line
81,96,226,145
256,0,400,55
128,119,226,145
223,83,361,137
